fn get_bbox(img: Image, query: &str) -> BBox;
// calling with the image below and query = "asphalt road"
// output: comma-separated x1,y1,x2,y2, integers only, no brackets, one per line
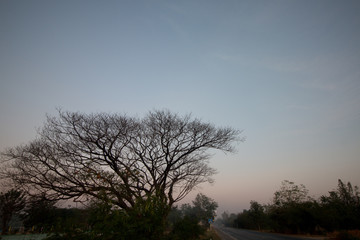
213,226,324,240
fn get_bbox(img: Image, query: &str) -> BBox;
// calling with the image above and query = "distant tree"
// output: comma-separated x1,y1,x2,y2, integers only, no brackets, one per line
269,180,316,234
178,203,194,219
85,199,131,240
236,209,249,228
220,211,238,227
52,207,89,232
273,180,311,207
1,109,241,238
320,179,360,230
22,194,57,231
169,215,205,240
168,193,217,240
236,201,268,230
224,180,360,235
192,193,218,226
221,211,229,224
248,201,266,230
0,189,26,234
167,206,183,227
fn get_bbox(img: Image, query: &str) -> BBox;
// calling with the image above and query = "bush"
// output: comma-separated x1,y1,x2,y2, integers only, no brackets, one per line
335,230,360,240
44,231,89,240
169,216,205,240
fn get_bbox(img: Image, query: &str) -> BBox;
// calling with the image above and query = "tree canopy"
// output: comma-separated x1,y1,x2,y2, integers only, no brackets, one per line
192,193,218,226
273,180,311,207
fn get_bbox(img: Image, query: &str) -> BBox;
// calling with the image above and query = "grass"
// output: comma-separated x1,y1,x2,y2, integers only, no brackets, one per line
200,227,222,240
0,228,223,240
0,234,47,240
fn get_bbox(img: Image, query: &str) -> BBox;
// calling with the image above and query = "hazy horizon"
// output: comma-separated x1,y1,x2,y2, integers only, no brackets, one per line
1,0,360,214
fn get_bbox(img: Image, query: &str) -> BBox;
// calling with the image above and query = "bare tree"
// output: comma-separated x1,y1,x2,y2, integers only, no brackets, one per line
1,110,241,215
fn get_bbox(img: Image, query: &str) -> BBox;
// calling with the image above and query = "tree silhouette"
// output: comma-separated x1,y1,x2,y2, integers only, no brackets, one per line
1,109,241,236
0,189,26,234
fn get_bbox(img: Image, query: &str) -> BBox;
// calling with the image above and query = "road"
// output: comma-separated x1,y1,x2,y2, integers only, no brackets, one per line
213,226,325,240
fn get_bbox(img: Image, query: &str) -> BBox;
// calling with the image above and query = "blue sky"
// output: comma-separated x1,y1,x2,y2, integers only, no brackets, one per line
1,0,360,213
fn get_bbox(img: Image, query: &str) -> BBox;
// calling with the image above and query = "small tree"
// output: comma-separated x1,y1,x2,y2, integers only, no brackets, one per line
0,189,26,234
320,179,360,230
269,180,315,234
170,215,205,240
220,211,237,227
273,180,311,207
22,194,57,232
192,193,218,227
248,201,266,231
168,193,217,240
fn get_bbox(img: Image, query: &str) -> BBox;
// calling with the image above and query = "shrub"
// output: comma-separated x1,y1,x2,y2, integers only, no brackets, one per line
333,230,360,240
169,216,205,240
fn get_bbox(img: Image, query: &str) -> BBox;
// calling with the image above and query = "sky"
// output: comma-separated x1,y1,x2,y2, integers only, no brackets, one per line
1,0,360,214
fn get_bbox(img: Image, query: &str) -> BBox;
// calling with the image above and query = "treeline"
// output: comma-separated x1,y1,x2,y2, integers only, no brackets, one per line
0,192,218,240
219,179,360,238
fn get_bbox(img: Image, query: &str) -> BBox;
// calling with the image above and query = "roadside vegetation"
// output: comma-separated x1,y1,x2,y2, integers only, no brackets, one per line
218,179,360,240
0,191,218,240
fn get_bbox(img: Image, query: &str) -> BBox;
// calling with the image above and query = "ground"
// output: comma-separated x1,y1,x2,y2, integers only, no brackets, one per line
201,227,222,240
0,234,46,240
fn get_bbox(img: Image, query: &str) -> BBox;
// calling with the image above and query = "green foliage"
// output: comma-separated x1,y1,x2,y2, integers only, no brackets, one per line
22,195,57,231
320,179,360,231
167,193,218,240
268,200,318,234
92,192,174,239
44,231,89,240
268,181,321,234
273,180,311,207
220,211,237,227
85,194,170,240
169,215,205,240
40,193,217,240
86,200,128,240
248,201,267,230
192,193,218,227
126,194,170,240
44,201,138,240
51,208,89,233
335,230,360,240
236,201,269,230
